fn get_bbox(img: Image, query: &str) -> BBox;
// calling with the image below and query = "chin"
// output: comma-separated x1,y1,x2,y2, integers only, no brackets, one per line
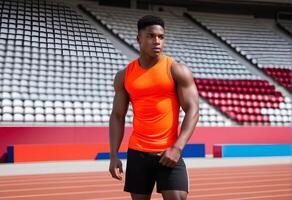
151,52,161,58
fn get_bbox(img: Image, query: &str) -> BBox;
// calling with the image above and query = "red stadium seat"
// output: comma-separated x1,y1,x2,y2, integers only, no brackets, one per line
194,78,285,125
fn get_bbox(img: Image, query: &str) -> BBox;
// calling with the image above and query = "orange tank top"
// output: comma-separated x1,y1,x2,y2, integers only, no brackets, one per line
124,55,180,152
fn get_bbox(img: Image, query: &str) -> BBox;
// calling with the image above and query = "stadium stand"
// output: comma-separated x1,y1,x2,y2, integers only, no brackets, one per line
276,12,292,36
187,12,292,91
278,19,292,34
81,4,291,125
0,0,132,125
82,5,259,81
0,0,234,126
0,0,290,126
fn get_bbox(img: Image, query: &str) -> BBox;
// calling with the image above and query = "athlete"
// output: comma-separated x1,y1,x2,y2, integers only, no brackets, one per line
109,15,199,200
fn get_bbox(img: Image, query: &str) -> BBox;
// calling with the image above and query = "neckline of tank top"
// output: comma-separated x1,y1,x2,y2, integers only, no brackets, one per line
137,55,165,70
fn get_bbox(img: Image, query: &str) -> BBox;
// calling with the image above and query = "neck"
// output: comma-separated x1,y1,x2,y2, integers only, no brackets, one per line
138,53,161,69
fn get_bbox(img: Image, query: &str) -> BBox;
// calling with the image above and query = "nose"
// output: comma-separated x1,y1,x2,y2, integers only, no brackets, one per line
153,36,160,44
154,36,160,43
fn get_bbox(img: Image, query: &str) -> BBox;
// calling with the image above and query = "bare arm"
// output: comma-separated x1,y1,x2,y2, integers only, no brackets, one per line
109,69,129,180
159,61,199,167
172,61,199,151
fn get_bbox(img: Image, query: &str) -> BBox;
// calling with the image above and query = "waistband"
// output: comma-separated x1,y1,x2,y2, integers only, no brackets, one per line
128,148,163,157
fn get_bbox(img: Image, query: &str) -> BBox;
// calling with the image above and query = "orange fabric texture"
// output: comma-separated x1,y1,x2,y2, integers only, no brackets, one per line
125,55,180,152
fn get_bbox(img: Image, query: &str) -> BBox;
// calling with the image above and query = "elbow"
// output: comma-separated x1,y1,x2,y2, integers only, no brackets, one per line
110,111,126,124
191,106,199,122
188,104,199,123
194,109,199,123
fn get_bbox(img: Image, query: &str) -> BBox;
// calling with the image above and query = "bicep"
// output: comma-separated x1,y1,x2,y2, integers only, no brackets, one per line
173,65,199,112
177,80,199,112
111,71,129,117
112,89,129,118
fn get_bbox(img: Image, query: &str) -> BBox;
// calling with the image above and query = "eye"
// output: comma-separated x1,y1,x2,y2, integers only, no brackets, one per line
146,34,153,38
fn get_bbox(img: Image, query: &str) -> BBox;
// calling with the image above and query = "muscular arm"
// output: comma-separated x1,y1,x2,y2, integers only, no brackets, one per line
159,61,199,167
109,69,129,180
172,61,199,151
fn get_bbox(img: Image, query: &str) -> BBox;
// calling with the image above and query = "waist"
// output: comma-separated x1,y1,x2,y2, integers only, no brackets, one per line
128,148,163,157
128,131,177,152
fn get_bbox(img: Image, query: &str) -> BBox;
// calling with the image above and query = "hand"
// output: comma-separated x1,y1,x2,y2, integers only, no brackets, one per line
159,146,182,168
109,156,124,180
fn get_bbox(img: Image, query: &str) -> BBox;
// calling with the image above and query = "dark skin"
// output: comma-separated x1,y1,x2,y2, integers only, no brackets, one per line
109,25,199,200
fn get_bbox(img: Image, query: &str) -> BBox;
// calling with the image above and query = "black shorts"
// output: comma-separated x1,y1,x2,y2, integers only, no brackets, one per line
124,148,189,194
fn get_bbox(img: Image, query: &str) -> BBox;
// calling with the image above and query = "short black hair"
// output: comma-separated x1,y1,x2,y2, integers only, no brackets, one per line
137,15,165,32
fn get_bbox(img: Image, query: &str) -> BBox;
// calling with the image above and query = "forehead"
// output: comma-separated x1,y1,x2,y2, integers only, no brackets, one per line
140,25,164,34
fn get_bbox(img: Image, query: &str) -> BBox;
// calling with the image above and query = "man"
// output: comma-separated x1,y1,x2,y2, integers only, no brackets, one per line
109,15,199,200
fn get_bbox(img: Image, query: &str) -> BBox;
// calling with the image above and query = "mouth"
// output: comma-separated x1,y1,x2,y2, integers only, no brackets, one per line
152,47,161,52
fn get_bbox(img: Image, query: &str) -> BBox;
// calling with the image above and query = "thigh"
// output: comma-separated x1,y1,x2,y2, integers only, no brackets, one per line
161,190,187,200
131,193,152,200
124,149,156,194
156,157,189,193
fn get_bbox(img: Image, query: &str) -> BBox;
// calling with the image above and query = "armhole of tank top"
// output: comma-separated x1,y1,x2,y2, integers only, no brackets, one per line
124,60,135,90
122,67,129,95
124,60,133,84
124,65,128,86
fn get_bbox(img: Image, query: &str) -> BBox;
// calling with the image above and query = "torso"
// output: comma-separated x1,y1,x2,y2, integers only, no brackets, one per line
124,55,180,152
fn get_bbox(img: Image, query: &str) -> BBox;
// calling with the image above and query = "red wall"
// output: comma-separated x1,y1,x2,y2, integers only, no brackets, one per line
0,127,291,162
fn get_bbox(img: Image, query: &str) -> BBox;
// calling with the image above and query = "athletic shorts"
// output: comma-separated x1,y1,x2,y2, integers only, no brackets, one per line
124,148,189,194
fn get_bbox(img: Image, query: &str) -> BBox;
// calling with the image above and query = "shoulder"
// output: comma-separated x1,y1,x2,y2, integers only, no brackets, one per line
115,57,137,83
113,68,127,91
170,60,194,85
127,58,137,69
115,68,126,78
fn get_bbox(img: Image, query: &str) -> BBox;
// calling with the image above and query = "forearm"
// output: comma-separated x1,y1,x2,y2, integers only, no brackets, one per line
173,107,199,151
109,114,125,158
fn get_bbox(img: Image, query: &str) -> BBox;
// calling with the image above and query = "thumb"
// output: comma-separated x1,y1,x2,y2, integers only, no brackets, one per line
119,167,123,174
118,162,124,173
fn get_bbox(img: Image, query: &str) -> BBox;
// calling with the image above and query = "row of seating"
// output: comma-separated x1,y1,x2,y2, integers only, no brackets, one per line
0,100,232,126
200,92,285,103
5,113,288,126
198,86,280,96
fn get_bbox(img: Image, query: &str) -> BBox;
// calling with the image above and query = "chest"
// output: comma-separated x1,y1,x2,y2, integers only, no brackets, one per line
126,65,175,97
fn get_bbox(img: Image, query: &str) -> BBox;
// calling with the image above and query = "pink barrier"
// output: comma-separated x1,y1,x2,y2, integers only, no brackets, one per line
0,127,290,162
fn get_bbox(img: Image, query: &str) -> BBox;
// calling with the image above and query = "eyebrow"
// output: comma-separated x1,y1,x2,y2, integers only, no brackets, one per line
146,32,164,36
